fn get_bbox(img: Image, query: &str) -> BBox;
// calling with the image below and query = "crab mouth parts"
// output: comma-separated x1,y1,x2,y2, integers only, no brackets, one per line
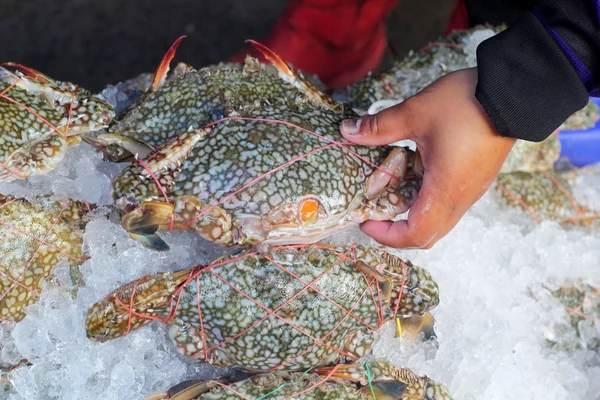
114,194,142,215
261,215,359,246
88,332,109,341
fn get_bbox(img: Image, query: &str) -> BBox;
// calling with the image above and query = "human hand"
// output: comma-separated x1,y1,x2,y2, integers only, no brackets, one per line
340,68,516,249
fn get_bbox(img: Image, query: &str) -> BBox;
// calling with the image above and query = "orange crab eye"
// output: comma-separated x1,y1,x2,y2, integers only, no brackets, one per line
299,198,321,223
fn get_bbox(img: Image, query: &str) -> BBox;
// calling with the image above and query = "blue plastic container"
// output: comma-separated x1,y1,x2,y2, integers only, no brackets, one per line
558,97,600,167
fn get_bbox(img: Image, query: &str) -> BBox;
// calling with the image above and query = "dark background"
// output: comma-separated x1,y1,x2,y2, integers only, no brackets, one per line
0,0,454,92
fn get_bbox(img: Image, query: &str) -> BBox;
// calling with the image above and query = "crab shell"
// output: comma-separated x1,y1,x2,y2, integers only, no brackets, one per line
86,244,439,372
146,360,453,400
0,194,93,322
89,39,319,163
0,63,114,182
108,41,422,251
112,107,421,251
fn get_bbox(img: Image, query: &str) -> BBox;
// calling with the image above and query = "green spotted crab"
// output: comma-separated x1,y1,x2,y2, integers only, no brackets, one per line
500,133,561,175
107,40,422,251
345,25,504,113
1,360,29,394
493,134,598,227
86,244,439,372
0,63,114,181
529,280,600,351
0,194,93,322
145,360,452,400
494,168,598,226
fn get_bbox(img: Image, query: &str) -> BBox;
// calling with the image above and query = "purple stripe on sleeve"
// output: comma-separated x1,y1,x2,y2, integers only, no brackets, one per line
532,7,597,94
594,0,600,25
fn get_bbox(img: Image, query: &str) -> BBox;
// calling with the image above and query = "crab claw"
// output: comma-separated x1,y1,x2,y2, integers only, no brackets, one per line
86,268,197,341
412,149,424,179
357,381,411,399
398,312,436,341
121,202,175,251
129,232,170,252
151,35,187,91
365,147,408,200
1,62,55,84
246,39,295,80
163,379,224,399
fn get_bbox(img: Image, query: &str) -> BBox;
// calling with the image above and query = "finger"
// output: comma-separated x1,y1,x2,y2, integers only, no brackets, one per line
339,97,422,146
360,176,456,249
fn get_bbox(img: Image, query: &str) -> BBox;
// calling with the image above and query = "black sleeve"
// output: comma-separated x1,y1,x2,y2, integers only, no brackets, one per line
465,0,535,26
475,0,600,142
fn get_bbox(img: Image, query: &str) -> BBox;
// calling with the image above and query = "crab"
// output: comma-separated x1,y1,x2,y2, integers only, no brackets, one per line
494,167,598,227
559,100,600,131
0,63,114,182
1,360,29,378
108,40,422,251
0,194,94,322
500,132,561,174
86,244,439,372
492,128,599,226
145,360,453,400
529,279,600,351
1,359,29,394
345,25,505,113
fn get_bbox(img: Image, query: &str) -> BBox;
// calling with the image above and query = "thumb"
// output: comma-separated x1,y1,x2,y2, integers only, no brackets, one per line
340,98,421,145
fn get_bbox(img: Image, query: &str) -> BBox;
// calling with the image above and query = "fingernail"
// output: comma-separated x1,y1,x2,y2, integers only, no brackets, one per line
341,118,362,135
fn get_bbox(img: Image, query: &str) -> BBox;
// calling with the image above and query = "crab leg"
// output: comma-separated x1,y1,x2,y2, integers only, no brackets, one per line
247,39,344,114
0,66,23,86
0,66,44,95
0,134,68,183
313,360,455,400
354,260,392,302
86,267,196,341
113,125,210,208
1,62,56,85
358,381,416,399
0,64,83,107
148,379,226,400
139,126,209,176
116,127,236,250
151,35,187,91
84,133,156,160
312,361,418,386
